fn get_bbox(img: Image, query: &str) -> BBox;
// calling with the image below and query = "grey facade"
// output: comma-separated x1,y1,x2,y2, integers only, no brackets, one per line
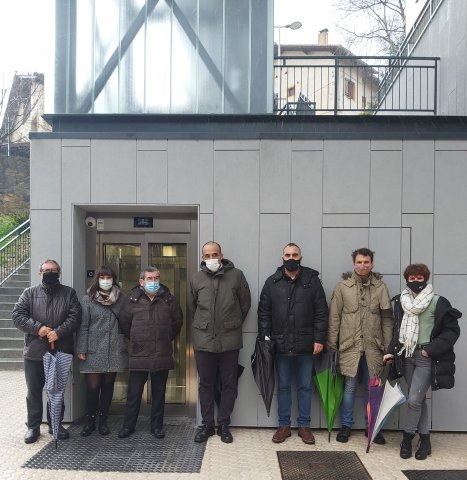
30,115,467,431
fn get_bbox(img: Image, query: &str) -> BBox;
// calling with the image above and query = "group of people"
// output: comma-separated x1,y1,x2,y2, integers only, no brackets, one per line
12,242,461,462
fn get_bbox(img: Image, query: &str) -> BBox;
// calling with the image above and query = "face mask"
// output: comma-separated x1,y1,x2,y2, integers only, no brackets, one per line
98,279,113,291
205,259,221,272
407,281,427,294
283,258,300,272
42,271,60,286
144,281,160,294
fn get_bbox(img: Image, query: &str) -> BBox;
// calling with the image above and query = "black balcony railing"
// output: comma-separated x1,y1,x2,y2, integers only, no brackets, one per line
274,56,439,115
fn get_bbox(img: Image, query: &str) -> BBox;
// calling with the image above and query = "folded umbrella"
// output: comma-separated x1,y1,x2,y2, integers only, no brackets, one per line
251,337,275,417
366,364,406,453
313,349,344,442
43,348,73,449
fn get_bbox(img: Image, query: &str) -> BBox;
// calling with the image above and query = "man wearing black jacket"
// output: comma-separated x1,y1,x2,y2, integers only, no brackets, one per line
258,243,328,445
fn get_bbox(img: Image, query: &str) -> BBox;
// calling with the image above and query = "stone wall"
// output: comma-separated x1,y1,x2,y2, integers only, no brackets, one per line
0,155,29,214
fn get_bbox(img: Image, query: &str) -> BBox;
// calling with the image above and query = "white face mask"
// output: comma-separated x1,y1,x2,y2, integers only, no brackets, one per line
98,279,113,291
205,258,221,272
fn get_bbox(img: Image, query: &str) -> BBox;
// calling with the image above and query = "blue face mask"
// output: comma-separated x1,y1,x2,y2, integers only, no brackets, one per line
144,281,160,294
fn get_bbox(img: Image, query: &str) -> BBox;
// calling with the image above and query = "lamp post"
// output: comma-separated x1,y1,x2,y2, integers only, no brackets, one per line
274,21,302,57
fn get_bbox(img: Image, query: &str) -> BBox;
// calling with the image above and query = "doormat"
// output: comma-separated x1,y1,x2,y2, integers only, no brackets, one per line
277,451,372,480
23,416,206,473
403,471,467,480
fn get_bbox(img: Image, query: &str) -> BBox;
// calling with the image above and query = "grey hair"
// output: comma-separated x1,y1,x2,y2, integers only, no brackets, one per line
38,259,61,274
139,266,160,279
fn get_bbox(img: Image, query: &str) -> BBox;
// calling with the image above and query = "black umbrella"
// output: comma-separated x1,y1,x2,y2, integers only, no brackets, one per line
43,349,73,448
251,337,275,417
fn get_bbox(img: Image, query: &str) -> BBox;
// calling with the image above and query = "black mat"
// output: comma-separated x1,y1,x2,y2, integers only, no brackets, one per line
403,471,467,480
23,416,206,473
277,451,372,480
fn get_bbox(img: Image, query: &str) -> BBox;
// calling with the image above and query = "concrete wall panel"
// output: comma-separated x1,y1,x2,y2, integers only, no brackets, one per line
402,214,434,272
136,150,168,203
369,228,401,275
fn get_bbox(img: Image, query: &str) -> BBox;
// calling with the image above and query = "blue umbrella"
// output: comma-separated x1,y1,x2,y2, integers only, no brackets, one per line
43,350,73,448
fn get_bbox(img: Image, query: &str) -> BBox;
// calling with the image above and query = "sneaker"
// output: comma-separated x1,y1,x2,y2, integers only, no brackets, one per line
336,425,351,443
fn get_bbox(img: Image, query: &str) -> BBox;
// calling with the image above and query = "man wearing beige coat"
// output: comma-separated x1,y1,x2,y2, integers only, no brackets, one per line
328,248,393,444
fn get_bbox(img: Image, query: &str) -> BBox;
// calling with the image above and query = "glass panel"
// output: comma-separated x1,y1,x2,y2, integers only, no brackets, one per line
148,243,187,404
103,243,141,294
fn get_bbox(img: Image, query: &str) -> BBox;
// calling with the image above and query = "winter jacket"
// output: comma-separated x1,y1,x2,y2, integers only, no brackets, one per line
389,294,461,390
12,283,82,360
189,259,251,353
328,272,393,378
119,284,183,371
76,291,128,373
258,266,328,355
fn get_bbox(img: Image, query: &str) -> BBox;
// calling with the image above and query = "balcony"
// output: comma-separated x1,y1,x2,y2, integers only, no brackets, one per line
274,56,439,115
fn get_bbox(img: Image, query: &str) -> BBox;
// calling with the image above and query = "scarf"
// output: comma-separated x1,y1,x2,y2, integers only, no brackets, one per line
94,285,120,306
398,284,434,357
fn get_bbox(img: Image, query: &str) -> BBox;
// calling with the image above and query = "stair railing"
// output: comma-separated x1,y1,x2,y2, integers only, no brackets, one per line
0,219,30,286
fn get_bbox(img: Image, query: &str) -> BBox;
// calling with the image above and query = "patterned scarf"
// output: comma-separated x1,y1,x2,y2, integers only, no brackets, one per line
398,284,434,357
94,285,120,305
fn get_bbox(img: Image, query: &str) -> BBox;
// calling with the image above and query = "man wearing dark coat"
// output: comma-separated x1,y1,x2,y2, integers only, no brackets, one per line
117,266,183,439
258,243,328,445
12,259,82,444
190,241,251,444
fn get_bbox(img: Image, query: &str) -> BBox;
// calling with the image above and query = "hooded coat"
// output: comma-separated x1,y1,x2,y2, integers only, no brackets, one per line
390,294,461,390
119,284,183,372
189,259,251,353
328,271,393,378
258,266,328,354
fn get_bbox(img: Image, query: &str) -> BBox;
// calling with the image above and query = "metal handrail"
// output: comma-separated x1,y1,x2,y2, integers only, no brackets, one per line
0,219,30,286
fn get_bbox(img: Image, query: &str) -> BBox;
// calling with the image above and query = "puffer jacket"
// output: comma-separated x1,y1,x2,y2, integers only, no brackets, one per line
189,259,251,353
390,294,461,390
76,291,128,373
258,266,328,355
328,272,393,378
119,284,183,371
12,283,82,360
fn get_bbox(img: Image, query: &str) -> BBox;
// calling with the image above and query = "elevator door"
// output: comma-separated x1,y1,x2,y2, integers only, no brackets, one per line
98,232,192,416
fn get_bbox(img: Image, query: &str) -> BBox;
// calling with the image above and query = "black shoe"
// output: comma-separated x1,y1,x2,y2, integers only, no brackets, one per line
364,428,386,445
151,428,165,439
336,425,351,443
400,431,415,459
217,424,233,443
118,426,135,439
194,425,215,443
81,415,96,437
24,427,40,444
48,424,70,440
415,433,431,460
98,414,110,436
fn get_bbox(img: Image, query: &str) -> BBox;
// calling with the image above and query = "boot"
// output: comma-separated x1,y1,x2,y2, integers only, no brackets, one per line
400,431,415,459
98,413,110,436
415,433,432,460
80,415,96,437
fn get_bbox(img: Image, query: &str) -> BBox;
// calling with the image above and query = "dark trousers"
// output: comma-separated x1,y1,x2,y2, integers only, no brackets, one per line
122,370,169,432
24,358,64,429
194,349,239,427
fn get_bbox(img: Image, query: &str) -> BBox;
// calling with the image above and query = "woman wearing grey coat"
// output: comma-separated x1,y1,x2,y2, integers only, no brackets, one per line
77,266,128,436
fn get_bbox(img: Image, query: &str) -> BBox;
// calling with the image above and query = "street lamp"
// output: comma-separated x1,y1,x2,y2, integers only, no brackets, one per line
274,21,302,57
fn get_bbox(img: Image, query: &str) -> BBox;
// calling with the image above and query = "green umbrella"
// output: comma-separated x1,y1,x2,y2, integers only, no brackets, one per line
313,349,344,442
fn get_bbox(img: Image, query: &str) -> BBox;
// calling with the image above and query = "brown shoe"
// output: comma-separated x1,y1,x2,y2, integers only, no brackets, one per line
272,426,291,443
298,427,316,444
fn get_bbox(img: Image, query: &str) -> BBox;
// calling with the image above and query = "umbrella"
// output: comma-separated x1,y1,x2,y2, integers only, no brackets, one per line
251,337,275,417
313,349,344,442
43,349,73,448
366,364,406,453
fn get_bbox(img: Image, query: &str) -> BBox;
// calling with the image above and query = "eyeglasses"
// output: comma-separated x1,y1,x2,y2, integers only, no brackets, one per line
41,269,59,273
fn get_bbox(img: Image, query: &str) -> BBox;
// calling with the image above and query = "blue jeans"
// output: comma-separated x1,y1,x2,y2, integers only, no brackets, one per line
275,354,313,427
341,355,369,428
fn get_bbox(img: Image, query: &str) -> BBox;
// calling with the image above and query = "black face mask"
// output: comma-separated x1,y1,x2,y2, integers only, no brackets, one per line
407,281,427,294
42,271,60,286
283,258,300,272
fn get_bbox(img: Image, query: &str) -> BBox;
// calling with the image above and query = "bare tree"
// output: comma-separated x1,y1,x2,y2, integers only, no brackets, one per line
334,0,406,55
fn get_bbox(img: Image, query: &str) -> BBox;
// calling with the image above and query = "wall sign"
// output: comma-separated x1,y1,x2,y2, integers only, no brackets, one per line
133,216,153,228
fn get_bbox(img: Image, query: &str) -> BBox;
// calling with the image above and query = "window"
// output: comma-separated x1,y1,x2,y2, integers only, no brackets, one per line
345,78,355,100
